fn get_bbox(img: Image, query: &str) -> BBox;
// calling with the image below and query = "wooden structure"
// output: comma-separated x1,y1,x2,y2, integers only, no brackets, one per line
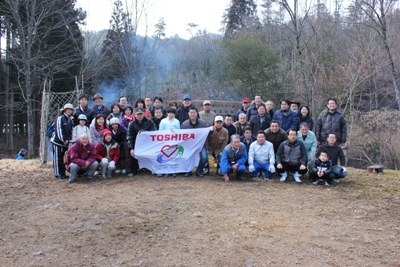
367,165,384,174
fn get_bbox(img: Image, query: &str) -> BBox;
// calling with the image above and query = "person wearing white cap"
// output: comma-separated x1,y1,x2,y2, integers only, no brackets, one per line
50,103,74,179
199,100,216,127
109,117,127,174
72,114,90,144
205,115,229,175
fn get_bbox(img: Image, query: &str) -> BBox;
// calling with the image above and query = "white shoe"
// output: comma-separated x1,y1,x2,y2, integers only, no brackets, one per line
279,172,287,182
333,179,340,183
312,180,319,185
115,169,121,174
122,169,127,174
294,172,302,183
127,173,134,177
325,181,330,186
102,174,106,179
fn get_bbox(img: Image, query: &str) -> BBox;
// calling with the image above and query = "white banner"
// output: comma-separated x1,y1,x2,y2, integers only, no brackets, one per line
134,128,210,174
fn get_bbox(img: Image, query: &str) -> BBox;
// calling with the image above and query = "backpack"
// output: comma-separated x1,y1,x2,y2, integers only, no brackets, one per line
46,119,56,138
63,149,71,165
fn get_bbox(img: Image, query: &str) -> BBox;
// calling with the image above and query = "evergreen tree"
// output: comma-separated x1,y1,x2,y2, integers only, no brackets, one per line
224,0,260,38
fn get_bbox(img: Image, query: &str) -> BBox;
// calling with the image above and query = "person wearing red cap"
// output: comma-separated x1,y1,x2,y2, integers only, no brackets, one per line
236,97,251,120
96,129,120,178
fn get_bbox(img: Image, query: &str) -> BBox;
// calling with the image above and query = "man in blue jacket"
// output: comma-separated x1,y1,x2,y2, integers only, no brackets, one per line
220,135,248,182
272,99,299,132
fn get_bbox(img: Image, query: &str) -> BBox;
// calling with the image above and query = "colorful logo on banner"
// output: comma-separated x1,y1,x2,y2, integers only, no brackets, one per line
157,144,184,163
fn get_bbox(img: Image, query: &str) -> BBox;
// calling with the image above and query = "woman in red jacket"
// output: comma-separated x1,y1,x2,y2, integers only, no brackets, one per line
96,129,120,178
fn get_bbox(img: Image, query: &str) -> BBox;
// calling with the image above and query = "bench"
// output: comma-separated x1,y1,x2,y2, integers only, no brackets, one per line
367,165,384,174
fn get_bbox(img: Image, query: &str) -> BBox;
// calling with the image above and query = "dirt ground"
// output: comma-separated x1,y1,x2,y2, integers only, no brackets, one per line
0,159,399,267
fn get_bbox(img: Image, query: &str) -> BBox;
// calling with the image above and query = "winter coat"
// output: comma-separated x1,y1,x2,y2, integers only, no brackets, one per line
151,116,164,130
220,143,248,172
297,130,317,160
316,143,346,166
246,104,259,122
240,135,256,153
248,140,275,167
299,115,314,132
74,105,94,126
176,104,198,124
109,124,126,157
159,117,181,131
72,125,91,143
315,109,347,143
272,109,299,132
234,121,250,136
250,115,271,134
199,110,216,127
92,105,111,119
96,140,120,162
51,113,74,147
236,108,248,120
311,158,333,175
276,139,308,166
181,118,207,129
206,127,229,156
127,117,157,150
90,121,110,147
107,112,123,122
68,139,97,169
265,128,288,153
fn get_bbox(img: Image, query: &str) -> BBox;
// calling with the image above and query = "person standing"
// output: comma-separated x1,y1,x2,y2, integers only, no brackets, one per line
199,100,216,127
126,108,157,177
176,95,198,124
51,103,74,179
234,113,250,136
118,96,128,109
249,103,271,134
315,98,347,146
92,93,111,118
272,99,299,132
276,129,308,183
181,107,208,177
297,122,317,169
151,107,165,130
298,105,314,131
246,94,263,122
223,114,237,143
236,97,251,119
265,120,288,154
159,108,180,131
74,94,94,126
205,116,229,174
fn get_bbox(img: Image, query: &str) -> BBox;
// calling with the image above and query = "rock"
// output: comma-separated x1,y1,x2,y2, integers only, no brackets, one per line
32,250,44,256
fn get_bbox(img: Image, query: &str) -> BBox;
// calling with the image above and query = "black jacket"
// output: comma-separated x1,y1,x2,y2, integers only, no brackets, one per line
316,143,346,166
176,104,198,125
74,106,94,126
51,113,74,147
127,117,156,149
250,115,271,135
315,109,346,143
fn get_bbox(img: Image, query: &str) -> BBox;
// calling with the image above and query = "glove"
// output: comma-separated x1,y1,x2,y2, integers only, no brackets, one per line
109,161,116,169
101,158,109,164
249,166,254,172
208,126,214,131
269,165,276,173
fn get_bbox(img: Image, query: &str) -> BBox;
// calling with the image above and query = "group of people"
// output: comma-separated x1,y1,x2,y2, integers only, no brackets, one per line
50,92,348,185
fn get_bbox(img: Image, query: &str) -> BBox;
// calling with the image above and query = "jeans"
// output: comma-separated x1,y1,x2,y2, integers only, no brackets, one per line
69,161,99,181
331,165,347,179
196,146,208,175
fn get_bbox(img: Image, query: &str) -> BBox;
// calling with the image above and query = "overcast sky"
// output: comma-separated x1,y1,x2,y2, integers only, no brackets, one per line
76,0,231,39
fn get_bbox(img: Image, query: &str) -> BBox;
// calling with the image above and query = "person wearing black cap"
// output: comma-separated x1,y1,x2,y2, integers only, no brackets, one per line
74,94,94,126
92,93,111,118
176,94,198,124
126,107,157,177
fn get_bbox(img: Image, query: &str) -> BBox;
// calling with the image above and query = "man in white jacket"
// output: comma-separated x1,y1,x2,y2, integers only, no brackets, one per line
248,130,276,180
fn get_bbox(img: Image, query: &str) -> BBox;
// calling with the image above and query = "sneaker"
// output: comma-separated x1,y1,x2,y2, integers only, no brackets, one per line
115,169,122,174
264,177,270,181
293,172,302,183
325,181,330,186
86,176,96,181
102,174,107,179
333,179,340,183
127,173,135,177
157,174,162,177
94,171,100,176
279,172,287,182
312,180,319,185
68,178,76,183
122,169,127,174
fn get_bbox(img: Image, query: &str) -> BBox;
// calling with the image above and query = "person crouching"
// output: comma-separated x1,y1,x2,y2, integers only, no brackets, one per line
96,129,120,179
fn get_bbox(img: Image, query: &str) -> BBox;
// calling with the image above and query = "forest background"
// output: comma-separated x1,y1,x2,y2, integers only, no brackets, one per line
0,0,399,169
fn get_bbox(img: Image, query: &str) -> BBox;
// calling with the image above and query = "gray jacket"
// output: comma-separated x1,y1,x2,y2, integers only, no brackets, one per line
315,109,347,143
276,140,308,166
